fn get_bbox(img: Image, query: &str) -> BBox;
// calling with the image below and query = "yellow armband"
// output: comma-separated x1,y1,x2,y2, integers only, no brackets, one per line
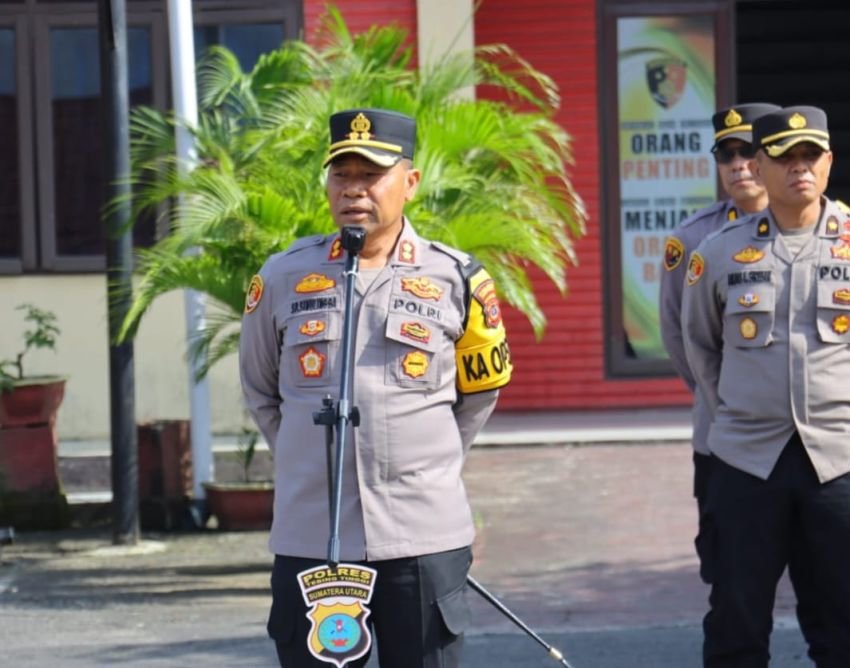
455,267,512,393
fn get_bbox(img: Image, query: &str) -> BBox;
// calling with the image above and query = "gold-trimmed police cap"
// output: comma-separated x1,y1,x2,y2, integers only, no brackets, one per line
323,108,416,168
752,105,830,157
711,103,780,150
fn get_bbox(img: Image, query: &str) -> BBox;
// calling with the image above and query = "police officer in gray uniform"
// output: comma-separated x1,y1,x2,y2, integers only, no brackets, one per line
239,108,512,667
659,102,777,583
682,106,850,667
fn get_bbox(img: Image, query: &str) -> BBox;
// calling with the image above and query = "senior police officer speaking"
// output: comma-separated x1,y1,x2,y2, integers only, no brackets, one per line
682,105,850,667
239,108,512,667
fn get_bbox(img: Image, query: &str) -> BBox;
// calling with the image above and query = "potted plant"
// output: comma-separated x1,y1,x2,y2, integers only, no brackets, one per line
0,303,70,529
203,428,274,531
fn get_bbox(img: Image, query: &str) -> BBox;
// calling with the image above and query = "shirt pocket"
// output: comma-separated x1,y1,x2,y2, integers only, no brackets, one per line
281,313,341,387
384,312,442,389
723,284,775,348
816,282,850,344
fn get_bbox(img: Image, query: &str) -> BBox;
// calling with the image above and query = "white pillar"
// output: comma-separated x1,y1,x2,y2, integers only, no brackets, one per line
166,0,214,502
416,0,476,100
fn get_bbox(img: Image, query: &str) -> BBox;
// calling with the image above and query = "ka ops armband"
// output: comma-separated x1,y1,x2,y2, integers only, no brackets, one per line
455,267,512,393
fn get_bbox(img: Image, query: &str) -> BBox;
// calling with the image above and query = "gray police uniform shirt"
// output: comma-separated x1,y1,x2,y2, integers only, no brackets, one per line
659,199,741,454
682,198,850,482
239,220,509,561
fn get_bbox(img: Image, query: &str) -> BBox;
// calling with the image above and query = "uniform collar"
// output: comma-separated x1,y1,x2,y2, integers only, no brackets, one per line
322,218,423,267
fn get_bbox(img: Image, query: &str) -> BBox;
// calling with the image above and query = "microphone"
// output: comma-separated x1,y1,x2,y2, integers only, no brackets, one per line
341,225,367,255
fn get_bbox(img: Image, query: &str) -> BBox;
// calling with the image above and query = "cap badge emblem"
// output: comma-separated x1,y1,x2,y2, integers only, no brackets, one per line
347,113,373,141
788,113,807,129
724,109,742,127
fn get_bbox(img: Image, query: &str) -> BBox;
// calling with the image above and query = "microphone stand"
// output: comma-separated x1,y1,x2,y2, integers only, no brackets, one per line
312,225,366,569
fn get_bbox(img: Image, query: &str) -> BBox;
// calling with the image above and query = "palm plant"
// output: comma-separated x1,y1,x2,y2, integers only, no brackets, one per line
117,6,586,379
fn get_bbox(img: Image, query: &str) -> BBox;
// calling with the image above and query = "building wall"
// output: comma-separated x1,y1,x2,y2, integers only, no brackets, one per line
0,278,244,440
474,0,690,409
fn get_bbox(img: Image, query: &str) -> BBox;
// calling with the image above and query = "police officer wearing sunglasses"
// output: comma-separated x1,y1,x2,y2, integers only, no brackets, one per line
659,102,777,581
683,106,850,667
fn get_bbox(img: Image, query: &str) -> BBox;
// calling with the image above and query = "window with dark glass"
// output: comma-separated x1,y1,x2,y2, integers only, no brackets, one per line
0,28,21,260
195,22,285,71
48,27,154,259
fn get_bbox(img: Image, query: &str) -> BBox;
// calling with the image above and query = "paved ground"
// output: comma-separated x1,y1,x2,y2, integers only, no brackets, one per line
0,439,810,667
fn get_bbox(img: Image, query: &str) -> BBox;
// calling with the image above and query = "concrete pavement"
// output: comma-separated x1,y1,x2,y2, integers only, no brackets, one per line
0,410,811,667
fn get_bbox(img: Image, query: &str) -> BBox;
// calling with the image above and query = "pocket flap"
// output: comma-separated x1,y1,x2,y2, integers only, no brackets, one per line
436,584,471,635
725,285,775,314
385,312,441,352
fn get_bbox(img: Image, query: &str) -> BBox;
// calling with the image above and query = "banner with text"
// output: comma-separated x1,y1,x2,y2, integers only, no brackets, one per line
617,16,716,360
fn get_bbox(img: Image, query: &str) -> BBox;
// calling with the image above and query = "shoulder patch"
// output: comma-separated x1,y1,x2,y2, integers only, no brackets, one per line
686,251,705,286
455,267,512,394
245,274,264,313
663,236,685,271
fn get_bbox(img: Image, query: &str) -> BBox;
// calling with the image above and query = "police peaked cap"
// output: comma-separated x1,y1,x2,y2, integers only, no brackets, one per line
323,108,416,168
711,103,780,150
752,105,830,157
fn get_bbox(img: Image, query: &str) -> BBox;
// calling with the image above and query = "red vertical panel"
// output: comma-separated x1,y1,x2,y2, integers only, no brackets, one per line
475,0,691,410
304,1,417,45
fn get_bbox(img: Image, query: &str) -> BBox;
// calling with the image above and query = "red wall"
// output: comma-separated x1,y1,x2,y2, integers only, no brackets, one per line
304,1,417,42
475,0,689,410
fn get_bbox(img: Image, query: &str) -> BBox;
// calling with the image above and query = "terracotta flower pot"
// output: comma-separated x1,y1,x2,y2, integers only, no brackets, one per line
0,377,67,428
203,481,274,531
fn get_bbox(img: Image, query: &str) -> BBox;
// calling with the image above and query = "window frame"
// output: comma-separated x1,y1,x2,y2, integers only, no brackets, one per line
598,0,734,378
0,14,37,273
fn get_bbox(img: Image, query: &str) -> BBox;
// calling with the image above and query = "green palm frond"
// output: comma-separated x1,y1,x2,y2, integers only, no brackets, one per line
113,6,587,379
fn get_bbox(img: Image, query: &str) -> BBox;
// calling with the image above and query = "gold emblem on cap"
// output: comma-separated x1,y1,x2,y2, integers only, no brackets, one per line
788,113,807,129
724,109,743,128
347,112,373,141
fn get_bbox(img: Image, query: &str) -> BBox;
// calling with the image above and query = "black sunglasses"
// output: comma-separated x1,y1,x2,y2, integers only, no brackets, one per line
713,145,757,164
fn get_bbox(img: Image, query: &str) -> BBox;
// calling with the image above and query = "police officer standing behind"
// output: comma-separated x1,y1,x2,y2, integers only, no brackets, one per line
659,102,777,584
239,108,512,667
683,105,850,667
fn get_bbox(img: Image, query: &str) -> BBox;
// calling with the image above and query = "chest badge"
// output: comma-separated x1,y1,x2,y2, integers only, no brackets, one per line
299,319,327,337
738,292,760,308
733,247,765,264
664,236,684,271
401,277,444,301
402,351,429,378
833,314,850,335
832,288,850,306
296,273,336,293
739,317,758,340
400,321,431,344
299,347,327,378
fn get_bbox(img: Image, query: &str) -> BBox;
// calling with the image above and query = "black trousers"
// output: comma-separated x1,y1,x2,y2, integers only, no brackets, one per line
269,546,472,668
703,434,850,668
